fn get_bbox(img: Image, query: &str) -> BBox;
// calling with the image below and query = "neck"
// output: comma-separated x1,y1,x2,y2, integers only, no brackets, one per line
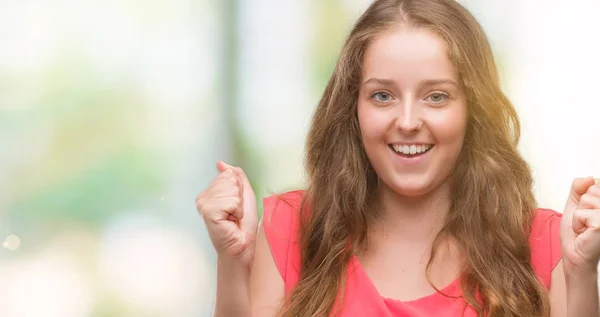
373,180,452,243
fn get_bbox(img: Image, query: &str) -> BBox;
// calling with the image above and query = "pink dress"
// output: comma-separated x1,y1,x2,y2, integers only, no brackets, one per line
263,190,562,317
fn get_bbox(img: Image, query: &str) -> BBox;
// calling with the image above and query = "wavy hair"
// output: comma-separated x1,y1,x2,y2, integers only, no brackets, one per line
278,1,550,316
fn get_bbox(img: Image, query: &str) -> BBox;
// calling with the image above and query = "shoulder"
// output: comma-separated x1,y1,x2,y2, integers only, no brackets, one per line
263,190,305,218
529,208,562,289
531,208,562,228
262,190,305,293
263,190,305,238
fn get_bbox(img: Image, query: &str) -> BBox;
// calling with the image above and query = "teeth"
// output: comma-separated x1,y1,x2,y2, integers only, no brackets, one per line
391,144,432,155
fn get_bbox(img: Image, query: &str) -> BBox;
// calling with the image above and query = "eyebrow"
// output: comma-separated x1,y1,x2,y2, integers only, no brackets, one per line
361,78,460,87
421,79,460,87
362,78,394,86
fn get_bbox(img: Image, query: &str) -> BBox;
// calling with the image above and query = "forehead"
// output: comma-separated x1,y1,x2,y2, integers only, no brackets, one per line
361,27,458,83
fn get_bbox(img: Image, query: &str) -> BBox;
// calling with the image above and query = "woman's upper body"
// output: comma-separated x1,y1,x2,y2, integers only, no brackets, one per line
257,190,563,317
197,0,600,316
250,182,600,317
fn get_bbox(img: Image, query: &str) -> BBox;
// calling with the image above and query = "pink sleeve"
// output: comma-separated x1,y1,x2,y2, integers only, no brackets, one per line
262,190,303,294
529,208,562,289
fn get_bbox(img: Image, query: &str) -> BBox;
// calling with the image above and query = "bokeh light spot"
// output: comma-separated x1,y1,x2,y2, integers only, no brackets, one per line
3,235,21,251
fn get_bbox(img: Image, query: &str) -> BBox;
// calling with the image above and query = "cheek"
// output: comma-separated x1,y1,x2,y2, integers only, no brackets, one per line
430,106,467,149
357,104,390,142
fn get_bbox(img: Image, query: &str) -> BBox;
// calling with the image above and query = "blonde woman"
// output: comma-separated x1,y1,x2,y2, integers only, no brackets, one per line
197,0,600,316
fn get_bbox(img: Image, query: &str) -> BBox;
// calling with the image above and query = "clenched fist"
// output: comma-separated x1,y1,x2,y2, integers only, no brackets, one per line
561,177,600,273
196,161,258,269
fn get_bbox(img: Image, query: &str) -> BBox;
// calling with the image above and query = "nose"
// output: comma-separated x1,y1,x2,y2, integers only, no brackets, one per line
394,99,423,132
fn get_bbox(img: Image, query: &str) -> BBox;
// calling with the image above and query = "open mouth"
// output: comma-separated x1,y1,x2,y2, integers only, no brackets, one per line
388,144,434,158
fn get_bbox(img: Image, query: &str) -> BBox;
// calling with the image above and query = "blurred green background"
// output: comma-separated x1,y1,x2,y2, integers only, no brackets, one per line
1,0,599,316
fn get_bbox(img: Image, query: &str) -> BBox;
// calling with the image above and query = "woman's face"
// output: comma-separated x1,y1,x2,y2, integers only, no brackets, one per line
357,27,468,197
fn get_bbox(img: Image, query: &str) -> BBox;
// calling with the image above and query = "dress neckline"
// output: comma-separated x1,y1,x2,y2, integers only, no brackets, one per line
350,255,462,304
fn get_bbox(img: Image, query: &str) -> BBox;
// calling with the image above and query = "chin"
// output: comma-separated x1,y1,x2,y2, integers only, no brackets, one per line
387,178,435,198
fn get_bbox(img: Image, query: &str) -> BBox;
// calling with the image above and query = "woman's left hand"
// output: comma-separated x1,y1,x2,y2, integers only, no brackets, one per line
560,177,600,273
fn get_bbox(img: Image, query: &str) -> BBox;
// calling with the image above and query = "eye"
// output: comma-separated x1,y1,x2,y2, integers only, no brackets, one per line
370,91,394,103
426,92,449,104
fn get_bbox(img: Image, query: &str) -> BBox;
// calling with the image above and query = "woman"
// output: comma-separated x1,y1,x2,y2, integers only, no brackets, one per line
196,0,600,316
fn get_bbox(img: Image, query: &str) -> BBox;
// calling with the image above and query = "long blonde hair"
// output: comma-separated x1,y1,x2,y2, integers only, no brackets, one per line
279,1,550,316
